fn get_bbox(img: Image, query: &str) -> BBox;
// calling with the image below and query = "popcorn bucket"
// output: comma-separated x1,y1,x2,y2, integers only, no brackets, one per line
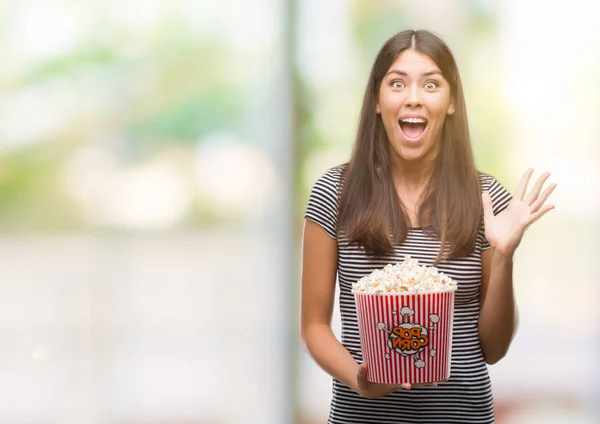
353,289,456,385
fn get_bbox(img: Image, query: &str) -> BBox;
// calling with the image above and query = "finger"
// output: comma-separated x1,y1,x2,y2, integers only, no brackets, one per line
482,192,493,217
401,382,411,390
528,204,555,226
524,171,551,206
529,183,557,213
515,168,534,201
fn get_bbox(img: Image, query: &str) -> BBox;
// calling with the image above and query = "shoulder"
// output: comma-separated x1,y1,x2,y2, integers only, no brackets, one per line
478,171,513,214
319,163,346,184
310,163,347,194
478,172,510,194
478,172,498,192
305,164,347,239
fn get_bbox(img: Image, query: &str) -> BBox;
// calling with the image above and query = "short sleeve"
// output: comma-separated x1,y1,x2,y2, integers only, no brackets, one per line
479,175,513,251
304,166,342,240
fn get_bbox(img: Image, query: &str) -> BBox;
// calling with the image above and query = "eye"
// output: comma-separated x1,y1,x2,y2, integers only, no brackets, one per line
424,81,438,90
391,80,405,89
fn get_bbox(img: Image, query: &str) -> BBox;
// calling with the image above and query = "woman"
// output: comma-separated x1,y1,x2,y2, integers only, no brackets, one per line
300,29,556,423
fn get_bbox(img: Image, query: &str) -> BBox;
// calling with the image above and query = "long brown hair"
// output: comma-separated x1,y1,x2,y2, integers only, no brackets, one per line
337,29,482,263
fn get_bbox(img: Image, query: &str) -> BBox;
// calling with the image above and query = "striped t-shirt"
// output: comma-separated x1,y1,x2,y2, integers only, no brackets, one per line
304,164,512,424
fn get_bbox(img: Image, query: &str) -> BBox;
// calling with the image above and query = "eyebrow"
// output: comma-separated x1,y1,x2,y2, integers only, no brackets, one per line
386,69,442,77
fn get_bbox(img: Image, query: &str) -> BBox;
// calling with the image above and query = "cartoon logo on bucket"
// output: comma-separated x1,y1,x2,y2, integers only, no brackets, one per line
377,306,441,369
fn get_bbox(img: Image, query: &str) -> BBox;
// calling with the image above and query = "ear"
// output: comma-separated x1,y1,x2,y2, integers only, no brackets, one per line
376,102,381,114
447,102,455,116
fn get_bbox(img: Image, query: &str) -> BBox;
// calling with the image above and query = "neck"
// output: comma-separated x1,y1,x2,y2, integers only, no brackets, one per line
391,156,436,193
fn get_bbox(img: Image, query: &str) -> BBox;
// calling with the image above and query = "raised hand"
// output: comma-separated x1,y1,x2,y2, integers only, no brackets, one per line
482,169,556,256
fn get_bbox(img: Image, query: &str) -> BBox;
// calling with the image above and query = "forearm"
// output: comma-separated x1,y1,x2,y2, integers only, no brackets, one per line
302,323,360,391
478,251,519,364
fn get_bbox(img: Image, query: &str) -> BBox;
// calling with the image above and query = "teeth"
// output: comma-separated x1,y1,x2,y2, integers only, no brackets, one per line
400,117,427,124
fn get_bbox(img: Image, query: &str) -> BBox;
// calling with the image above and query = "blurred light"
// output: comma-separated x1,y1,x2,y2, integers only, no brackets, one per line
498,0,600,218
177,0,277,48
63,148,192,229
104,0,164,32
0,80,78,150
178,0,222,38
549,161,600,218
95,160,191,229
8,2,82,62
62,145,118,203
31,345,50,361
195,133,279,219
298,0,355,85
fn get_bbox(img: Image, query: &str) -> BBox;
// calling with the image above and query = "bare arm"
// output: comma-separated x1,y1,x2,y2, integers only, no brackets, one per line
300,220,410,397
479,169,556,365
300,219,360,391
478,248,519,364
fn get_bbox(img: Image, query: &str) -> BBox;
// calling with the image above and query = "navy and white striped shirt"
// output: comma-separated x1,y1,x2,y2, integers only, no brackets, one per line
304,164,512,424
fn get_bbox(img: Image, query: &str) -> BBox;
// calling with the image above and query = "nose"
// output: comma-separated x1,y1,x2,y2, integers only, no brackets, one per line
405,85,423,107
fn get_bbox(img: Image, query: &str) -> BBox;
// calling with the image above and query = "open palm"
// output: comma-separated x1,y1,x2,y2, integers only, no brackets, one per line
482,169,556,256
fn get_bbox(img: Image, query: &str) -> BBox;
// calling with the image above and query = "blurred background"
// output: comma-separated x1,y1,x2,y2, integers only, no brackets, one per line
0,0,598,423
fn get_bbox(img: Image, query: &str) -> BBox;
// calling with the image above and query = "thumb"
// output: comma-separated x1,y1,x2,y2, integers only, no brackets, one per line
482,192,494,217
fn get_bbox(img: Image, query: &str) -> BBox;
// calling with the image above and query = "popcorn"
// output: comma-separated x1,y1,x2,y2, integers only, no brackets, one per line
352,255,457,294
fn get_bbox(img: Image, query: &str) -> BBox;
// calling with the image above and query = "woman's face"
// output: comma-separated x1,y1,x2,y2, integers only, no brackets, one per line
376,49,455,163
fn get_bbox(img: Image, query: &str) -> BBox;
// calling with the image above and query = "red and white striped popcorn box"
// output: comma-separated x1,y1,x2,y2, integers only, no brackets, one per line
353,289,456,385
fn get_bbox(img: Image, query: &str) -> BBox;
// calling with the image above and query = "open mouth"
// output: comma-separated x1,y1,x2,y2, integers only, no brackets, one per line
398,117,428,140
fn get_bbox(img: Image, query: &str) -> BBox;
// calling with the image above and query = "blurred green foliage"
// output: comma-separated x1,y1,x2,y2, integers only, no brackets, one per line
0,0,509,233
